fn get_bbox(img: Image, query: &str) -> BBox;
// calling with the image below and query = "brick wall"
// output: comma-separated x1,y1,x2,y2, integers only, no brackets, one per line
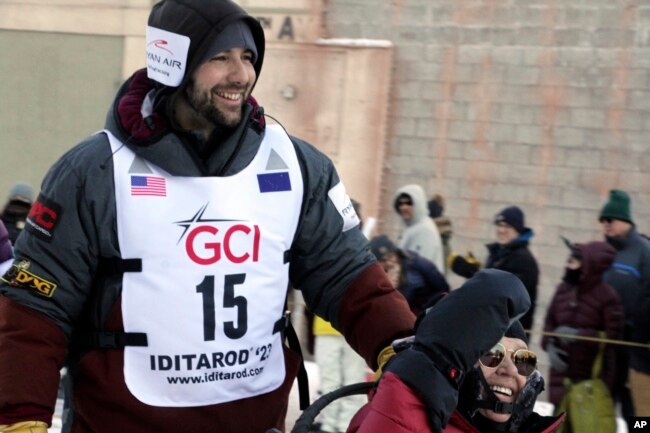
324,1,650,334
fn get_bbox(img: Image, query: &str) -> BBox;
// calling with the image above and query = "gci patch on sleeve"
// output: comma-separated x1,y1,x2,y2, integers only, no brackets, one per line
328,182,360,232
25,194,62,242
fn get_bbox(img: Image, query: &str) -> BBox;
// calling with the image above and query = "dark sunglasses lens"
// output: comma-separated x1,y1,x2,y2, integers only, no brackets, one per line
398,200,412,206
514,350,537,376
480,346,505,368
600,217,612,223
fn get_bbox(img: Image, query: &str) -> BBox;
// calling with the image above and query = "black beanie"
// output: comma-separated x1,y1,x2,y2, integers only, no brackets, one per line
428,198,443,218
369,235,398,261
198,20,258,66
146,0,265,90
599,189,633,224
494,206,526,233
505,320,528,344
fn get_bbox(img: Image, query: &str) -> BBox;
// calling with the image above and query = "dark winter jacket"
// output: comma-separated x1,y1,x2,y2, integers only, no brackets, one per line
542,241,624,406
0,220,11,264
346,372,564,433
603,227,650,373
0,200,30,244
484,230,539,331
0,1,415,431
397,249,449,315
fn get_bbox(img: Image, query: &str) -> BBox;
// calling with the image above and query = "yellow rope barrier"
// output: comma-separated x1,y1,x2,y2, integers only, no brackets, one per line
527,329,650,349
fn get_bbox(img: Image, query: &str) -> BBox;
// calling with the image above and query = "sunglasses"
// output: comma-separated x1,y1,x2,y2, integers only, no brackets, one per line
599,217,613,224
479,342,537,377
397,200,413,206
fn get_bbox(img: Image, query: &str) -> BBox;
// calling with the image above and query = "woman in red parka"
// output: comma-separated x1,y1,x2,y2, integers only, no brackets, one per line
347,321,565,433
542,240,624,407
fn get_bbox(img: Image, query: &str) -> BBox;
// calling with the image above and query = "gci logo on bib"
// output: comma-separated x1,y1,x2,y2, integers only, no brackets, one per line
176,204,261,265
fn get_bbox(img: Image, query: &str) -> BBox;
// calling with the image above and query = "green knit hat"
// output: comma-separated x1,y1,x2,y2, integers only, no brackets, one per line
599,189,633,224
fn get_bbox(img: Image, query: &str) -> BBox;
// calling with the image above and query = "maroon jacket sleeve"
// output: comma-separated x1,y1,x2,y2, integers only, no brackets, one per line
337,262,416,370
0,296,67,425
346,372,431,433
601,284,625,393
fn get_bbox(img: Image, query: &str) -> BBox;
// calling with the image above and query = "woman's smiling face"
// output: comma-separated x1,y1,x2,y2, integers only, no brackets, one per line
478,337,529,423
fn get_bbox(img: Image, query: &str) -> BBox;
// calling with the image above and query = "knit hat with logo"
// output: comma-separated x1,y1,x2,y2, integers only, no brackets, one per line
146,0,265,90
599,189,633,224
494,206,526,234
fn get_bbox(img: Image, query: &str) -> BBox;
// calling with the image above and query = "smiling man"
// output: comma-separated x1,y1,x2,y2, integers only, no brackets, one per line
0,1,419,432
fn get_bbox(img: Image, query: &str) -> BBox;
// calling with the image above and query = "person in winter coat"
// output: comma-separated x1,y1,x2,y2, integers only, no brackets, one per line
0,1,419,432
0,220,12,275
0,182,33,244
394,184,444,271
369,234,449,315
542,240,624,407
346,273,564,433
598,189,650,418
428,194,453,275
448,206,540,333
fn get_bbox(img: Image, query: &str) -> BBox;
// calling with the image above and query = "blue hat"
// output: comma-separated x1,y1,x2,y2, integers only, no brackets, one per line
494,206,526,233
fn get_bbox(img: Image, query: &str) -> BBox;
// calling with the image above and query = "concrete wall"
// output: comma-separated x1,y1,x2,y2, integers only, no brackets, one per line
0,29,124,196
0,0,148,199
325,0,650,330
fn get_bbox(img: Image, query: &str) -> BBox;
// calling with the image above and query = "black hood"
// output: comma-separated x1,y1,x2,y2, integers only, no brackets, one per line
148,0,265,95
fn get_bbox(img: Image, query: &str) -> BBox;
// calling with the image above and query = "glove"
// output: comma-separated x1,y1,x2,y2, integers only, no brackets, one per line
546,341,569,373
371,344,397,381
0,421,48,432
553,325,579,345
383,269,531,433
447,251,481,279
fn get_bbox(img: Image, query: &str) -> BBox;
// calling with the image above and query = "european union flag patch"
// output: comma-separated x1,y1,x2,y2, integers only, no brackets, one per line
257,172,291,193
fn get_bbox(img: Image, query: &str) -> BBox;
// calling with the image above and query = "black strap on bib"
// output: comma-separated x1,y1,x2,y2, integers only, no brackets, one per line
97,257,142,275
83,257,144,350
274,312,310,410
80,331,148,349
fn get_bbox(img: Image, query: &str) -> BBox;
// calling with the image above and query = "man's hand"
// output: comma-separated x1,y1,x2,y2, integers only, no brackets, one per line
382,269,531,432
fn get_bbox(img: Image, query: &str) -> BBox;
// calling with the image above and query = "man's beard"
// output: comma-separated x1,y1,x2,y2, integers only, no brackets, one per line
185,79,247,129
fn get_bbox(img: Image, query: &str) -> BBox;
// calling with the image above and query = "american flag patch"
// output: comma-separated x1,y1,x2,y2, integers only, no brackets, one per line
130,176,167,197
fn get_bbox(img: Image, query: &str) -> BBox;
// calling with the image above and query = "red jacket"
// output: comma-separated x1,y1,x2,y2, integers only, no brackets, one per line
347,372,564,433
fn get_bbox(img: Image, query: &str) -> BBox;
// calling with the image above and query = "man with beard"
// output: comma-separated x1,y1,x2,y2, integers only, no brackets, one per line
0,1,423,432
0,1,537,430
